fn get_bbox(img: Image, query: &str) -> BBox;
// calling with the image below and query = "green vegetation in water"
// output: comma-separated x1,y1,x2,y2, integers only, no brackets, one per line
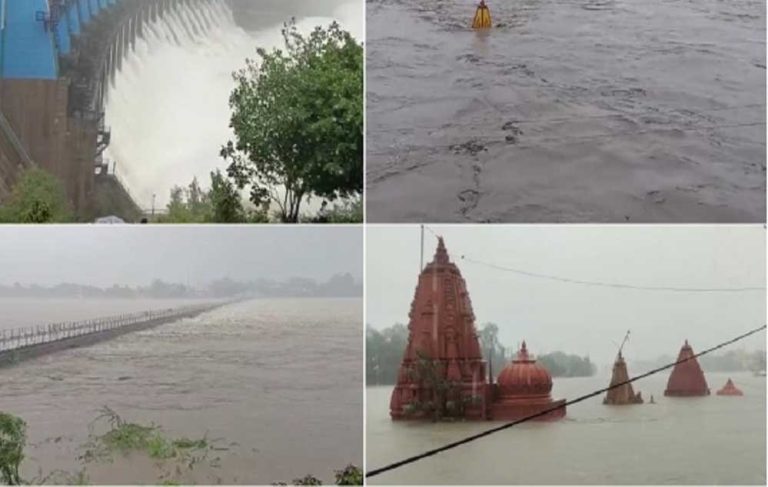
0,413,26,485
222,19,363,223
400,351,481,422
0,168,73,224
274,465,363,486
79,406,219,483
0,408,361,485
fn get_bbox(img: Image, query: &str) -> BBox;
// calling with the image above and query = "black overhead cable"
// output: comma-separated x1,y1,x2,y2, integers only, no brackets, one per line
421,225,765,293
366,324,767,478
460,255,766,293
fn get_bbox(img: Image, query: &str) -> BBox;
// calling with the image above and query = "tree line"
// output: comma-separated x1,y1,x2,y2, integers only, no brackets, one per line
366,323,596,386
0,274,362,300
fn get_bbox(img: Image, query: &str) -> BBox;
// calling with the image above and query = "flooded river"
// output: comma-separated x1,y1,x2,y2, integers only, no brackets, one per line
367,371,766,484
0,298,362,484
366,0,766,223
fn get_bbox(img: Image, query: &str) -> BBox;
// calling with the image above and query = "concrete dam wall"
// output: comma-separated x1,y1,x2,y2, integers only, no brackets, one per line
0,0,227,220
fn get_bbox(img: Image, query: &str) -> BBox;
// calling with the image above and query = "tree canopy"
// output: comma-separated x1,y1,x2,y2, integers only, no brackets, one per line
366,323,597,384
156,170,266,224
222,20,363,223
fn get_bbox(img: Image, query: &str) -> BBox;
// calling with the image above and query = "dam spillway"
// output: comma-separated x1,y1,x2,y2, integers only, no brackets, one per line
0,0,236,220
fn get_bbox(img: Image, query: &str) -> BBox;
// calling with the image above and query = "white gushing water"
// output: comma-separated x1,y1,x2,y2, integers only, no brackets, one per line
104,0,362,209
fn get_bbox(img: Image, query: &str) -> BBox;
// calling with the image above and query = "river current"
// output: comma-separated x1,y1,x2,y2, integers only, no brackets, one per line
366,0,766,222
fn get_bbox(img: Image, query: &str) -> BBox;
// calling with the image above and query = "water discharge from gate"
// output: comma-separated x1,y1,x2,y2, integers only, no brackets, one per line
104,0,362,209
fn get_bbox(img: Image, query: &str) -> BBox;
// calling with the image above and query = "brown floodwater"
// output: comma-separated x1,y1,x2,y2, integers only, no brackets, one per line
0,298,363,485
366,0,766,222
367,371,766,484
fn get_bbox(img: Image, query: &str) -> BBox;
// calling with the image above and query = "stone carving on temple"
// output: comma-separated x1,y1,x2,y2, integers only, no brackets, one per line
664,340,710,397
389,238,488,420
389,238,568,422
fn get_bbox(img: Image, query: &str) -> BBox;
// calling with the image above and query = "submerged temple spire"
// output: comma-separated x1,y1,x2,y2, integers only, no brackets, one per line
664,340,710,396
604,351,643,405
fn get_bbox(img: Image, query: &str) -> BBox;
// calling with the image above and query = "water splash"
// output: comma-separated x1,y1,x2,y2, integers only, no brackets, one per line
105,0,361,209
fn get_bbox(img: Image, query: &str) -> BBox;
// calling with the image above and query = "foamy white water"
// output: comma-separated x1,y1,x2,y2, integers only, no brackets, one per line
105,0,362,208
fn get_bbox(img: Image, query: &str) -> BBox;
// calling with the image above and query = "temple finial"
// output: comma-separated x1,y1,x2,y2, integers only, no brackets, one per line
517,340,529,360
434,237,450,264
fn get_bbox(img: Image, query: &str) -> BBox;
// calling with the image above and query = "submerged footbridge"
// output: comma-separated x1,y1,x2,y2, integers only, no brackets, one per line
0,0,228,219
0,301,232,367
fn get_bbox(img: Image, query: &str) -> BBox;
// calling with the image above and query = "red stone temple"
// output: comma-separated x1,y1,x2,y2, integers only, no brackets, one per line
389,237,488,420
664,340,710,397
716,378,744,396
490,341,567,420
604,351,643,405
389,238,565,421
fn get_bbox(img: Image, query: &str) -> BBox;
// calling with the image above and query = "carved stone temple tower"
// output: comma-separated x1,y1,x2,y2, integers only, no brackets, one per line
664,340,710,397
603,351,643,405
389,238,489,420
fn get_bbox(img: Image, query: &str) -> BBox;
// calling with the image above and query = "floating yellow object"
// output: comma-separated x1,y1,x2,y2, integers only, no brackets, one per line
472,1,492,29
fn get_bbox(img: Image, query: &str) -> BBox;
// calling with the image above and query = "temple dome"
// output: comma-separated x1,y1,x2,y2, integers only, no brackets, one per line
497,341,553,396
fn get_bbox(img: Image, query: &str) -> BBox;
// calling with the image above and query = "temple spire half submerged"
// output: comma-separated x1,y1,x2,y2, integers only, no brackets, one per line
604,331,642,405
664,340,710,397
604,350,643,405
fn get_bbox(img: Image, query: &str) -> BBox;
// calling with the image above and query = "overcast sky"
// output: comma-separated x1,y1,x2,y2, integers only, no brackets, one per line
0,226,362,287
367,225,766,365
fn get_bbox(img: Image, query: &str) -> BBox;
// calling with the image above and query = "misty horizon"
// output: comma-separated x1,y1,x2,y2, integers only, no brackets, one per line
367,225,766,365
0,226,363,288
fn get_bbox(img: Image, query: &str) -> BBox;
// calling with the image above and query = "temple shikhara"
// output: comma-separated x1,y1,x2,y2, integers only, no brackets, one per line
664,340,710,396
389,238,566,421
604,351,643,405
716,378,744,396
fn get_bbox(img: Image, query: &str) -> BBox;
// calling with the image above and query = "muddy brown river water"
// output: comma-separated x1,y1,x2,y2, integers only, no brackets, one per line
366,0,766,223
0,298,362,485
367,371,766,484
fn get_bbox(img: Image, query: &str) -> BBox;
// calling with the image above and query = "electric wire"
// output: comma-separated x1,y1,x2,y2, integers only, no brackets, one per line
419,225,765,293
460,255,766,293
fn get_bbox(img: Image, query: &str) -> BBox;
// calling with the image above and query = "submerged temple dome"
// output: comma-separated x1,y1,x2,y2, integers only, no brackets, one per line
490,341,566,420
389,237,488,420
604,351,643,405
716,378,743,396
664,340,710,397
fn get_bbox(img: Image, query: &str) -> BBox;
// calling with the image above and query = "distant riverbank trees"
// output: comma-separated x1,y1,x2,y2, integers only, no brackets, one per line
0,274,362,300
366,323,596,386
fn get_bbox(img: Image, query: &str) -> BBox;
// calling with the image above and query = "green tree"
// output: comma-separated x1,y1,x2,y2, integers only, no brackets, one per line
477,323,507,377
0,413,26,485
366,324,409,385
222,20,363,223
0,168,72,223
158,172,262,224
209,169,246,223
311,198,363,224
538,351,595,377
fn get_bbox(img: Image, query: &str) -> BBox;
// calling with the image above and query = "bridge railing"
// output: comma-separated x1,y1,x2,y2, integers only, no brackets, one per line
0,303,218,353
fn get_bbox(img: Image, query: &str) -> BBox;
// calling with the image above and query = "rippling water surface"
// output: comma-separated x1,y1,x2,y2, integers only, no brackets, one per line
366,0,766,222
367,372,766,484
1,298,362,484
